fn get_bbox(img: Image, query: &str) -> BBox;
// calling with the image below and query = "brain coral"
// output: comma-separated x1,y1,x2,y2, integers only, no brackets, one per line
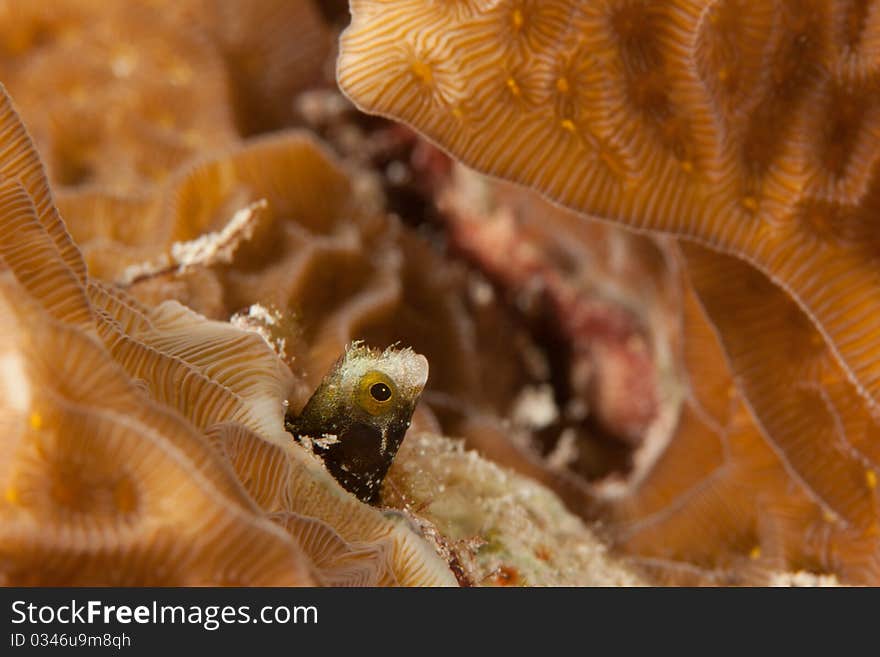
338,0,880,583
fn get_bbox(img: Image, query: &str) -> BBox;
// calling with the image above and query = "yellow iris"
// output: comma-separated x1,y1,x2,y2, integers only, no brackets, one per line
357,370,396,415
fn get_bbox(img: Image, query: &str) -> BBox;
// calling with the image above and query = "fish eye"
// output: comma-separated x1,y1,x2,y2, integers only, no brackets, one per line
370,382,392,402
357,370,396,415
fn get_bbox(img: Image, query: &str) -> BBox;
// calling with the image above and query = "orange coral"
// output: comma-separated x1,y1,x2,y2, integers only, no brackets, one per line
338,0,880,408
0,96,310,585
0,85,460,586
430,167,880,583
0,2,237,190
338,0,880,583
608,253,880,584
54,129,543,445
183,0,333,134
4,0,864,585
0,0,332,191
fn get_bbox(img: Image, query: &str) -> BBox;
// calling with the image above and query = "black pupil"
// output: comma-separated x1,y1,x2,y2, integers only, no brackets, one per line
370,382,392,402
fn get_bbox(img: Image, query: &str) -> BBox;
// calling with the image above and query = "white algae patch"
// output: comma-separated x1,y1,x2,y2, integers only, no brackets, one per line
386,432,647,586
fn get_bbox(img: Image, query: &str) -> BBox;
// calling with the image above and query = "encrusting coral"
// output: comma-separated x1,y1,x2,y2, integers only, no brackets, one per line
671,245,880,582
0,1,237,191
338,0,880,583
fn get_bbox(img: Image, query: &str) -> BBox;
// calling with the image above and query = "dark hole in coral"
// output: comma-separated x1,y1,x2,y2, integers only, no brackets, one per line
511,283,635,480
357,124,639,485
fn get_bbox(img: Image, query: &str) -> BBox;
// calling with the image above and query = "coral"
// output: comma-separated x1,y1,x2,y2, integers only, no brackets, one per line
603,261,880,585
669,244,880,583
0,85,458,586
57,130,544,449
338,0,880,583
0,1,237,191
427,164,880,583
177,0,334,135
768,572,841,587
0,62,636,584
4,0,859,586
338,0,880,407
0,0,332,192
682,243,880,537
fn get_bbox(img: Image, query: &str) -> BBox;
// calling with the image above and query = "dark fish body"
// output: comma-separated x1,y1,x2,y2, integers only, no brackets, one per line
285,342,428,504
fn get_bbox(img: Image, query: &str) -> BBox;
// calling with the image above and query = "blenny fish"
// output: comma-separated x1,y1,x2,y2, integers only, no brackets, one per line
285,342,429,504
